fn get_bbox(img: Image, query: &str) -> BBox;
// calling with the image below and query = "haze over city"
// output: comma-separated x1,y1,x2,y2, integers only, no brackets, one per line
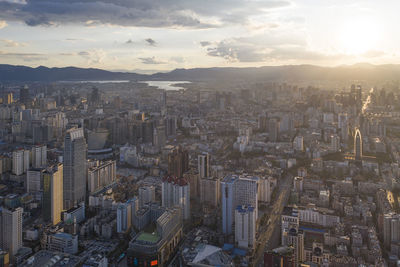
1,1,400,267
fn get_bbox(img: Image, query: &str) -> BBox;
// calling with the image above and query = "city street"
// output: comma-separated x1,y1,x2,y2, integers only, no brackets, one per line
252,173,292,266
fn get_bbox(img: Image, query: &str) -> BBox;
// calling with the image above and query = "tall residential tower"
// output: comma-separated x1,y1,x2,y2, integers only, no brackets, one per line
63,127,87,210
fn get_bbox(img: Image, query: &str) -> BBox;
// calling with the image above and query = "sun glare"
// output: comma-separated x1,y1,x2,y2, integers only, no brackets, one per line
339,18,379,55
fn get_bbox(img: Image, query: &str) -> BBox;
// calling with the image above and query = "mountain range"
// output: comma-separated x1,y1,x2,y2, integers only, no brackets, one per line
1,63,400,83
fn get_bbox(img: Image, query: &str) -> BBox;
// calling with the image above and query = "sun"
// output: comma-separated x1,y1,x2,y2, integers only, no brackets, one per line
338,18,379,55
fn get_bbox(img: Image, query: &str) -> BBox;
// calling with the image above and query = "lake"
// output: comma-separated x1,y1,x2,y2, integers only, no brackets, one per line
142,81,191,91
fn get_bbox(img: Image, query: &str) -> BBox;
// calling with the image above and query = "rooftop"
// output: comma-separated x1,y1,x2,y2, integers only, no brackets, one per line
136,232,159,243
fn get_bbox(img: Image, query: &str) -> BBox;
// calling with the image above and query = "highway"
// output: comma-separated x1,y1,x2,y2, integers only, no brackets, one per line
251,173,293,267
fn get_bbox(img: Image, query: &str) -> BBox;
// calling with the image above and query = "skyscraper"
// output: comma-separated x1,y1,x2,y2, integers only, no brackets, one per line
117,202,132,233
12,149,29,176
354,128,362,160
138,186,156,208
63,127,87,210
168,146,189,178
198,153,210,179
43,164,63,225
0,207,23,256
268,117,280,142
221,175,258,235
161,176,190,220
32,145,47,168
235,205,256,249
19,85,30,106
200,177,220,207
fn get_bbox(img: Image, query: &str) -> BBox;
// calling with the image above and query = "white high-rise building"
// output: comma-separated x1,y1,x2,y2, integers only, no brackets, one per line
258,177,272,203
12,149,29,176
198,153,210,178
0,207,23,256
138,186,155,207
235,205,256,249
32,145,47,168
281,207,304,266
293,136,304,152
161,176,190,220
221,174,258,235
117,202,132,233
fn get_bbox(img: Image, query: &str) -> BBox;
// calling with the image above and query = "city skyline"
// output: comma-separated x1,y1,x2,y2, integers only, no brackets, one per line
0,0,399,72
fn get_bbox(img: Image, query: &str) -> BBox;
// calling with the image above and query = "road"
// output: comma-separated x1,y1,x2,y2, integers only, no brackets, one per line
251,173,292,267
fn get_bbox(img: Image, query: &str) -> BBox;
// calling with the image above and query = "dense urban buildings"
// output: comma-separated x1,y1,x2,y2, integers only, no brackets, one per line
0,73,400,267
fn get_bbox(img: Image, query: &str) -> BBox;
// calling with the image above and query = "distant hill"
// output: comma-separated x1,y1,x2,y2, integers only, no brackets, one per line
1,63,400,83
0,64,146,82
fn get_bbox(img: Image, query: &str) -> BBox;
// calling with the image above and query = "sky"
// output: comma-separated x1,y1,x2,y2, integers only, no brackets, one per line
0,0,399,72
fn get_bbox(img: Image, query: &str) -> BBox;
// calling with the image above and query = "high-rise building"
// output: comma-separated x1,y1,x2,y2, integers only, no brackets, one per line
198,153,210,179
32,145,47,168
330,134,340,152
235,205,256,249
282,228,304,266
63,127,87,210
19,85,30,106
269,118,280,142
42,164,63,225
221,175,258,235
153,125,166,148
258,177,272,203
383,213,400,249
338,113,349,142
221,176,235,235
281,207,303,266
200,177,220,207
27,168,45,201
161,176,190,220
293,136,304,152
293,177,303,192
12,149,29,176
183,169,199,199
0,207,23,256
3,93,13,105
138,186,156,208
165,116,177,137
258,115,268,131
167,146,189,178
117,202,132,233
87,160,116,193
354,128,362,160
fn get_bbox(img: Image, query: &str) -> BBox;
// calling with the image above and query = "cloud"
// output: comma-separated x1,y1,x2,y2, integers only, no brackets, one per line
205,35,346,63
362,50,385,58
145,38,156,46
200,41,211,47
0,0,290,28
78,49,106,64
1,39,27,47
170,56,185,63
0,20,7,29
0,51,46,61
139,57,165,64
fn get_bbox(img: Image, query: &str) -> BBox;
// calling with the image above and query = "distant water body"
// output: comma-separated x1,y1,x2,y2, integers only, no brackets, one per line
59,80,130,84
142,81,190,91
